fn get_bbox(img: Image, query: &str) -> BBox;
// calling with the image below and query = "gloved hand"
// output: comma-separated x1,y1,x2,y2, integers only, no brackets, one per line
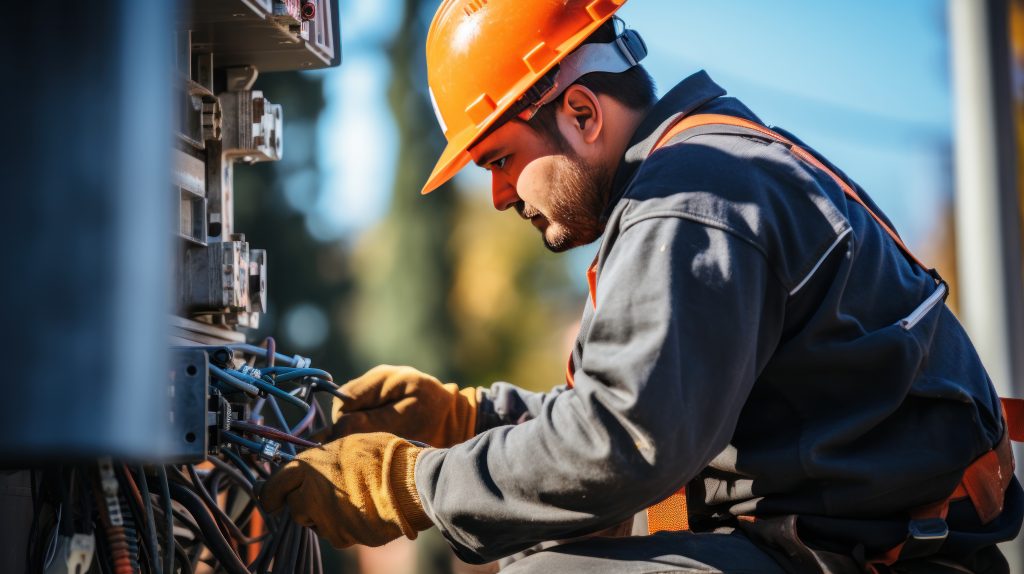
329,365,478,448
259,432,432,548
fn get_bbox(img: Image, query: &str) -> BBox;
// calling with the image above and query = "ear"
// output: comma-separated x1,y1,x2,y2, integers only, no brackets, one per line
558,85,603,145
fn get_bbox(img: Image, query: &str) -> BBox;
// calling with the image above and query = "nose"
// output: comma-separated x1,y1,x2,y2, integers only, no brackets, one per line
491,173,519,211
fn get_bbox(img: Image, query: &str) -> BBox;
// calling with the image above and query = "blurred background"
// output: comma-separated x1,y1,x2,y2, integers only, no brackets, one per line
228,1,1024,571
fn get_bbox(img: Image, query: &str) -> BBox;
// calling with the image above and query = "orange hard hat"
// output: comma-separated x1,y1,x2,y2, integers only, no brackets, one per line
421,0,646,194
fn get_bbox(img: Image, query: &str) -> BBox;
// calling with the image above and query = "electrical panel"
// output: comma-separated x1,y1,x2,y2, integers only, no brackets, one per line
1,1,345,572
173,0,339,342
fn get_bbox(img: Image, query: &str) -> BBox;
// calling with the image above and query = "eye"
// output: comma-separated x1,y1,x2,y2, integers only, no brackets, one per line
490,156,509,171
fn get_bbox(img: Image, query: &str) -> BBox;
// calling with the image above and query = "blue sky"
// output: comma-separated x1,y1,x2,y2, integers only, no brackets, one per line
308,0,953,255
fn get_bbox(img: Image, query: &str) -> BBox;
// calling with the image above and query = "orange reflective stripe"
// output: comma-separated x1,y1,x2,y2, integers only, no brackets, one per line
586,258,599,308
646,488,689,534
652,113,932,273
1003,397,1024,442
565,353,576,388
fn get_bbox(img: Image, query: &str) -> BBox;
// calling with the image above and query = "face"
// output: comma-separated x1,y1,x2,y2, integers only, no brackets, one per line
469,117,614,252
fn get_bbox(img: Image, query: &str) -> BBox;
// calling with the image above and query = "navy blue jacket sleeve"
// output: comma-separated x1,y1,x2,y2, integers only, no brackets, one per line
414,215,787,563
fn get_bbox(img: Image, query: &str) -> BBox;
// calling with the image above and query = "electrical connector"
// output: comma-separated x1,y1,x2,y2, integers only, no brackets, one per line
238,364,262,379
97,458,124,527
261,439,283,461
65,533,95,574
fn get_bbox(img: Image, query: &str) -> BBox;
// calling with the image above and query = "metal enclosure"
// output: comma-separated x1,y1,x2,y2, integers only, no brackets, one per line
0,0,341,460
0,0,174,462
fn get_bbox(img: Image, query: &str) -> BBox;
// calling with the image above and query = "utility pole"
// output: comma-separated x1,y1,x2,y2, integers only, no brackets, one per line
949,0,1023,567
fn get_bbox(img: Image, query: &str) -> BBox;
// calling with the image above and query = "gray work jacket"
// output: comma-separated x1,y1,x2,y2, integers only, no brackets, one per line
415,71,1022,570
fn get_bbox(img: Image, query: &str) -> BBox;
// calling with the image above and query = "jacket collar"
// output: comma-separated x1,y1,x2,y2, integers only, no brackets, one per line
603,70,727,218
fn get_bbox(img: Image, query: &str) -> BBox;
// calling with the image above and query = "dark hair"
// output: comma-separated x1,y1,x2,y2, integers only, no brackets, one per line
525,19,657,143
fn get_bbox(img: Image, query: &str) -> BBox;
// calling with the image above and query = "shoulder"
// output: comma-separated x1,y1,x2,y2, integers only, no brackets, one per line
610,129,854,297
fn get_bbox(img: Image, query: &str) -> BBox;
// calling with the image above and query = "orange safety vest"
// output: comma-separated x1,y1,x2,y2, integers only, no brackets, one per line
563,113,1024,564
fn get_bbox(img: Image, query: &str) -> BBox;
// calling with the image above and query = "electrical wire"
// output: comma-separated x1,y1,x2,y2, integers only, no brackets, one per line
226,368,310,411
157,466,173,574
209,364,261,396
264,397,298,456
260,367,334,383
223,431,297,462
36,342,330,574
230,420,321,448
186,465,264,546
224,343,309,368
135,467,163,574
167,482,250,574
217,447,258,487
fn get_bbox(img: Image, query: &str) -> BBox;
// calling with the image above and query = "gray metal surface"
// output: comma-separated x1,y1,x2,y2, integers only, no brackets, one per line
166,348,210,462
189,0,340,72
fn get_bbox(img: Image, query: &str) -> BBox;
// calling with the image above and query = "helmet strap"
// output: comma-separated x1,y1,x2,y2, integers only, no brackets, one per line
520,27,648,120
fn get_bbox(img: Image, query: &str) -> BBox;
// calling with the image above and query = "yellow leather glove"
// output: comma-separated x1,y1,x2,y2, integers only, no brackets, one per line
330,365,478,448
259,432,432,548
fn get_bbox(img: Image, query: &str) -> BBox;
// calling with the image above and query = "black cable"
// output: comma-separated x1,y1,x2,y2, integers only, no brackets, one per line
170,539,191,574
26,469,40,574
172,541,190,574
274,521,299,574
205,457,274,537
203,454,251,491
136,468,163,574
57,467,74,537
78,470,94,536
251,515,285,574
297,526,310,574
157,467,174,574
312,530,323,574
187,465,260,545
167,481,249,574
218,447,259,485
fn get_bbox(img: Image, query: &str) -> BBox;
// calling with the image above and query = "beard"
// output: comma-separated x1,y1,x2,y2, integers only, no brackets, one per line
516,151,614,253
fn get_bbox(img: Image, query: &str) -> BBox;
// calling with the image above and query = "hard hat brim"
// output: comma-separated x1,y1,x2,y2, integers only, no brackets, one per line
421,137,473,195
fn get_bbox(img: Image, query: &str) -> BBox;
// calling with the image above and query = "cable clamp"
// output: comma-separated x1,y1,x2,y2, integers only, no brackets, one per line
239,364,262,379
65,533,95,574
261,439,283,461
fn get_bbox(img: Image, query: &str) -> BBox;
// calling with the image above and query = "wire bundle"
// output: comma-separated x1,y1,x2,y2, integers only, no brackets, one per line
26,338,336,574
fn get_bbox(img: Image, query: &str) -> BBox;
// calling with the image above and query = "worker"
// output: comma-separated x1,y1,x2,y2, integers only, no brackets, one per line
260,1,1024,572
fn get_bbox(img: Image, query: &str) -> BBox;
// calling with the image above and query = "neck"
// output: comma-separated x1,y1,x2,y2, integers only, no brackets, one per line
599,99,649,169
593,99,648,213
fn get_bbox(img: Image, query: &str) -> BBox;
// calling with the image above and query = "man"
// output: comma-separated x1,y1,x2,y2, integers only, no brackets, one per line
261,1,1023,572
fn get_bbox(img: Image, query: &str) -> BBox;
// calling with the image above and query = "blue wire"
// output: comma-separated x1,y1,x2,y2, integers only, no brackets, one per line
265,398,297,456
209,364,260,396
222,431,295,462
261,368,334,384
220,448,257,485
226,369,310,412
224,344,308,368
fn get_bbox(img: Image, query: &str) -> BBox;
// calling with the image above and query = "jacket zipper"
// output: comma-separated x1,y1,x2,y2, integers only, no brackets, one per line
898,282,947,331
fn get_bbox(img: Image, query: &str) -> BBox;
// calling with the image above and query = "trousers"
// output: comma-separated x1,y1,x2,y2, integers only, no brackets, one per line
498,531,788,574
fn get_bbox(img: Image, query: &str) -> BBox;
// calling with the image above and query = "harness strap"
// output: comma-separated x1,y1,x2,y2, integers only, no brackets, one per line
651,113,933,274
868,398,1021,572
566,112,1017,543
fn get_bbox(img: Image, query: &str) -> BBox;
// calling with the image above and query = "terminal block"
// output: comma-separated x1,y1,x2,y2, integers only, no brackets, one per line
181,237,268,326
220,87,283,163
